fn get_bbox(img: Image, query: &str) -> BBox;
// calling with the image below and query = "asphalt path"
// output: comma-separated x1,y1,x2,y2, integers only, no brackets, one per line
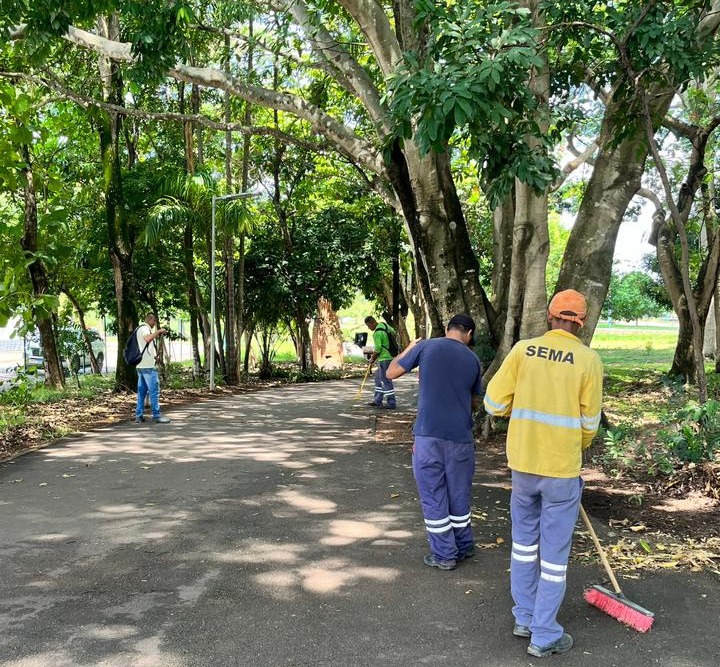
0,377,718,666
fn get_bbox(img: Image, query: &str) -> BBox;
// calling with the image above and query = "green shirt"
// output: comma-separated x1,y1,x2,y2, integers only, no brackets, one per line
373,323,396,361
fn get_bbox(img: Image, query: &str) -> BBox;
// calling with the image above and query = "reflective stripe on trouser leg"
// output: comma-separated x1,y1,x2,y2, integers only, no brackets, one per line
372,365,383,405
510,472,541,628
446,440,475,554
511,471,582,647
413,436,474,561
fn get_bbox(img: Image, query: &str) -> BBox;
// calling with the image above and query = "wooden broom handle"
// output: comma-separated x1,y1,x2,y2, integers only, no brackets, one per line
579,504,623,595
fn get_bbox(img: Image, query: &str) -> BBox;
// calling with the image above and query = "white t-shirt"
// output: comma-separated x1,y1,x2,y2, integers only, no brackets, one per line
136,323,157,369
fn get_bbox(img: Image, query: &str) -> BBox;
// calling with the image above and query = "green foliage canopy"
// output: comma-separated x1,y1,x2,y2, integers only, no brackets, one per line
603,270,666,323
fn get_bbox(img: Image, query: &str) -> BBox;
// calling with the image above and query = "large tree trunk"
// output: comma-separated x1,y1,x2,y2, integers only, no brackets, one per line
406,266,427,339
20,144,64,389
97,15,137,391
657,227,719,381
657,215,720,381
485,5,549,377
223,33,239,385
179,80,204,378
389,146,492,338
491,195,515,340
671,311,698,381
651,117,720,384
556,92,675,341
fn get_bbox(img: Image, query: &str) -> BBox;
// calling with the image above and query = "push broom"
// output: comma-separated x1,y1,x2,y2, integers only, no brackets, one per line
354,362,372,400
579,505,655,633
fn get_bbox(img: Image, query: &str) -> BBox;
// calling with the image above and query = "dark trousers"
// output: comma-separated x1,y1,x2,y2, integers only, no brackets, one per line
413,435,475,561
372,360,396,407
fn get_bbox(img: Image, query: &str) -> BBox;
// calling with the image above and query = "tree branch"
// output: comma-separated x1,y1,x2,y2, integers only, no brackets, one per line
51,24,389,179
636,186,664,212
551,139,598,190
335,0,402,77
275,0,390,132
0,70,333,154
697,1,720,45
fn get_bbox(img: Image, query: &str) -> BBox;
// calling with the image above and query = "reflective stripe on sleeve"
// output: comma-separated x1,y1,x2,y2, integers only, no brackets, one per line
581,412,601,430
484,394,509,414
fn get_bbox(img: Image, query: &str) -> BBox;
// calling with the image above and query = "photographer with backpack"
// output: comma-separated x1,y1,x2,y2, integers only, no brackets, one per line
364,316,398,410
130,313,171,424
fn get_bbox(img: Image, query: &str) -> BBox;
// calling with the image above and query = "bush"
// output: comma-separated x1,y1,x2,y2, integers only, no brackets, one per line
595,423,647,477
0,367,42,407
658,400,720,464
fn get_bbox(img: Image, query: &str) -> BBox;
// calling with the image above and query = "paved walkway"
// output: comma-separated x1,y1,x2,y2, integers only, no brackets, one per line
0,378,718,666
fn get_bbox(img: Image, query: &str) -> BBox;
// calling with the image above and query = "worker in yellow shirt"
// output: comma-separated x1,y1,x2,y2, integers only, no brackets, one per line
484,289,603,658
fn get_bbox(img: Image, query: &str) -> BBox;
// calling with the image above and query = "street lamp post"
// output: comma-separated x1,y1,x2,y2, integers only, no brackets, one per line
210,192,255,390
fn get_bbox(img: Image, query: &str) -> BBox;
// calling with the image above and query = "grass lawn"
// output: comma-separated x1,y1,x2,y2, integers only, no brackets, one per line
592,326,677,370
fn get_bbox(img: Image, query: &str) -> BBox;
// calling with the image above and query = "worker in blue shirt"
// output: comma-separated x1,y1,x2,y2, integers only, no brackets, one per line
387,314,482,570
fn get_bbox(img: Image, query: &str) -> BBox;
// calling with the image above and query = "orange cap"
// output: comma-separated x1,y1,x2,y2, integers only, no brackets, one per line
548,289,587,327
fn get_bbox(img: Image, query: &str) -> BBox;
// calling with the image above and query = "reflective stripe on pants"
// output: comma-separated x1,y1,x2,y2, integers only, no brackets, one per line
373,360,396,407
413,436,475,561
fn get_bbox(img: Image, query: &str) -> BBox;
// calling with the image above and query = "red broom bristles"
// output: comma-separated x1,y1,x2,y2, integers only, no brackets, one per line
584,585,655,633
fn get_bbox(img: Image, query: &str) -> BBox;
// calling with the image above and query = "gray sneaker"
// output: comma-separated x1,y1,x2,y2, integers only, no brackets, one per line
513,624,531,638
152,416,171,424
527,633,573,657
134,416,145,424
423,554,456,571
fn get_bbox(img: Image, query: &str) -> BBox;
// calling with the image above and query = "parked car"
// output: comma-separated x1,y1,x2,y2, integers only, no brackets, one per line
27,327,105,374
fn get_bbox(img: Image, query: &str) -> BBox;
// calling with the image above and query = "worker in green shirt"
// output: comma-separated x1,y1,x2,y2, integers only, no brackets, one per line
364,316,397,409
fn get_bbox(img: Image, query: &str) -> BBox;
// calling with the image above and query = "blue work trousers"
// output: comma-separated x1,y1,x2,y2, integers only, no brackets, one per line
372,360,396,407
413,436,475,561
136,368,161,419
510,471,583,647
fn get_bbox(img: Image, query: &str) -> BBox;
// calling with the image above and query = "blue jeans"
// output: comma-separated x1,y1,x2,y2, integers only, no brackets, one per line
136,368,161,419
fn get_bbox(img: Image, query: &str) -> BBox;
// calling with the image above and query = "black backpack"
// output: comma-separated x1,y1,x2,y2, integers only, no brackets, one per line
123,326,151,367
377,323,399,357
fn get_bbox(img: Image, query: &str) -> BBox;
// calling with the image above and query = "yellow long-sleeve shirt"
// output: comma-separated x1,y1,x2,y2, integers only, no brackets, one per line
484,329,603,478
